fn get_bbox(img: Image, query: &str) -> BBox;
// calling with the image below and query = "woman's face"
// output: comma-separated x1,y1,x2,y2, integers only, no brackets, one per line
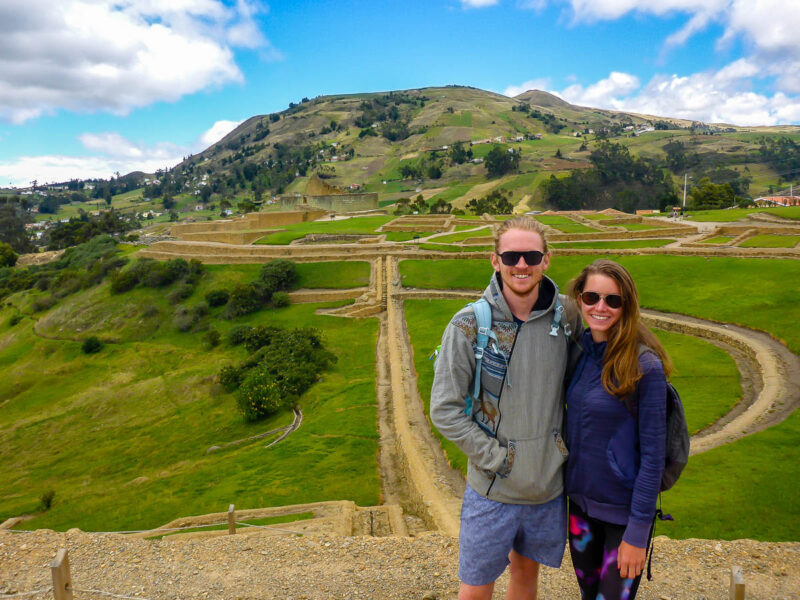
579,273,623,343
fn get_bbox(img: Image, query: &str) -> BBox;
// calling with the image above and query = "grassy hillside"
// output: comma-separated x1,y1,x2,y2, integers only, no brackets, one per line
0,261,379,532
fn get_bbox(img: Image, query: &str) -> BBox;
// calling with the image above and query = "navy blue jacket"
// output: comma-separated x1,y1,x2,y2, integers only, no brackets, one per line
565,330,666,548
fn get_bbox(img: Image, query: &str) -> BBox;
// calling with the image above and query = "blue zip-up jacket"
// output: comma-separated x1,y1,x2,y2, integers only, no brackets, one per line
565,330,666,548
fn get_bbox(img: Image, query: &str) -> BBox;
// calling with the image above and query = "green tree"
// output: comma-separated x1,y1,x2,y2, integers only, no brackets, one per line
690,178,736,209
0,241,18,267
0,204,34,253
484,145,520,178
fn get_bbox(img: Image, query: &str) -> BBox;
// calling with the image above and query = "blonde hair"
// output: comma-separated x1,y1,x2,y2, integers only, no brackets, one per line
494,216,549,253
569,259,672,397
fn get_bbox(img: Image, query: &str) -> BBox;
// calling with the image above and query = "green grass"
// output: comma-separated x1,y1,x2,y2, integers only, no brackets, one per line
427,182,476,204
405,301,740,471
658,408,800,541
201,262,371,289
739,234,800,248
417,244,492,253
430,227,490,243
384,232,421,242
701,236,735,245
616,223,665,231
254,216,395,245
398,255,800,354
534,214,596,233
0,269,380,532
583,214,614,220
551,239,674,249
686,206,800,222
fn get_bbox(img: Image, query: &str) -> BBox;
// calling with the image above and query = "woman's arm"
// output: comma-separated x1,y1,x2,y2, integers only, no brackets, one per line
622,352,667,549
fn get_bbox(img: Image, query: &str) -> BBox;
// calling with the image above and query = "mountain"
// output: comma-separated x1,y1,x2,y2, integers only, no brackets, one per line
154,85,800,211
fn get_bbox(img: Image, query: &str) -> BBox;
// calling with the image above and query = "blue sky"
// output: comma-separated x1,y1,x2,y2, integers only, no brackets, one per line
1,0,799,186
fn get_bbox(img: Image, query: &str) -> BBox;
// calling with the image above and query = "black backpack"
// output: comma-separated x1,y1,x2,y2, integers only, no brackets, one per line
624,347,690,492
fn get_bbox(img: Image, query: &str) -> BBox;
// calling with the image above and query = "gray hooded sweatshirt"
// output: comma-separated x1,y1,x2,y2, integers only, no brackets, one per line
430,273,581,505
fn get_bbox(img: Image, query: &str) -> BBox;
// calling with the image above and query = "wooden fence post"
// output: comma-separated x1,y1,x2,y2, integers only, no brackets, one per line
730,565,745,600
228,504,236,535
51,548,73,600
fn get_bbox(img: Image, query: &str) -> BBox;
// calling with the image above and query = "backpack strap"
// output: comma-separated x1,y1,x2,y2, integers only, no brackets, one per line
466,298,497,416
549,295,573,337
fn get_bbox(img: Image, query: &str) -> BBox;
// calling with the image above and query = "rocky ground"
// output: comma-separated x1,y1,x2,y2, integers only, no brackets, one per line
1,530,798,599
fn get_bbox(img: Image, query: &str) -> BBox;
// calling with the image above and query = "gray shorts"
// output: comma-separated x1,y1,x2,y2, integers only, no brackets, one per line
458,484,567,586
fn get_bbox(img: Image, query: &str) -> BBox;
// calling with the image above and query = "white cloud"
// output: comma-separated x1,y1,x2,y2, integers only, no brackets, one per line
503,78,553,97
199,120,243,146
0,117,241,186
555,67,800,126
460,0,500,8
0,0,276,124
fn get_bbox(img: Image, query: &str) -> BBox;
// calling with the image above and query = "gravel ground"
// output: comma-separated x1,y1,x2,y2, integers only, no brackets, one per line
1,530,798,599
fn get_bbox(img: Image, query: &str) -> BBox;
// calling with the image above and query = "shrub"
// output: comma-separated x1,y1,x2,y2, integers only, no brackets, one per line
52,270,82,298
219,365,243,391
204,328,221,348
271,291,290,308
110,269,140,294
260,259,297,291
228,327,337,422
243,325,282,353
228,325,252,346
31,295,57,312
37,490,55,512
141,261,175,287
173,306,200,332
34,276,52,291
224,283,268,318
167,283,195,304
8,314,22,326
191,301,209,318
0,242,18,267
166,258,190,281
141,303,159,318
205,289,230,307
82,336,103,354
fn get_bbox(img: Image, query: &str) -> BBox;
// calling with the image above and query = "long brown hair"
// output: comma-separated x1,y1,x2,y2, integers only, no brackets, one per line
569,259,672,397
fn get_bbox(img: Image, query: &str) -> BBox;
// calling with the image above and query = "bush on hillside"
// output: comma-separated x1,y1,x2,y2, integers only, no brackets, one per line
260,259,297,291
243,325,282,353
110,270,139,294
271,291,290,308
0,242,18,267
204,328,221,348
8,313,22,326
173,306,201,332
167,283,195,304
224,282,270,318
228,325,252,346
31,295,57,312
82,336,103,354
205,289,230,307
223,327,336,422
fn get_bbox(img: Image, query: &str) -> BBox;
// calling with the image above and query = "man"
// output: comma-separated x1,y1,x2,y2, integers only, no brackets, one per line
430,216,581,600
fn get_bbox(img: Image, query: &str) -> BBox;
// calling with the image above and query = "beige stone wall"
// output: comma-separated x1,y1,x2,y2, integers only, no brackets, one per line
278,193,378,212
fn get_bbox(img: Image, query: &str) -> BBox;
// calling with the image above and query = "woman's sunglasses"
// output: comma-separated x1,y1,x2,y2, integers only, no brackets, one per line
579,291,623,309
498,250,545,266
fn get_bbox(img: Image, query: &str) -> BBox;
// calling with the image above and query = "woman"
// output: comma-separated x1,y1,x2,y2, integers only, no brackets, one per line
565,259,672,600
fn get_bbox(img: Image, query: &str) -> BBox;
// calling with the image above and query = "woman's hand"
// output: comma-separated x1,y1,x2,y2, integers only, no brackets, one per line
617,540,646,579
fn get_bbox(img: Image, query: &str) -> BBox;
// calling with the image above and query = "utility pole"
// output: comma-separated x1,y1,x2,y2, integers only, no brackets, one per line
682,173,688,209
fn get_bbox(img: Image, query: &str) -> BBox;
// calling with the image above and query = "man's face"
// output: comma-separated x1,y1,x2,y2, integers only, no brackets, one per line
490,228,550,299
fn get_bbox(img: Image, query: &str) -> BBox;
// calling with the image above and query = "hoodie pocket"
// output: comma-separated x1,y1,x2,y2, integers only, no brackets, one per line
494,432,568,502
606,430,638,489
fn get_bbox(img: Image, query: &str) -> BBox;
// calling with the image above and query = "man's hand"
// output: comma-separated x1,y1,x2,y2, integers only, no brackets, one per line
617,540,646,579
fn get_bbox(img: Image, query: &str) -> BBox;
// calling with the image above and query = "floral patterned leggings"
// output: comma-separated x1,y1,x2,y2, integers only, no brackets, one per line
568,503,648,600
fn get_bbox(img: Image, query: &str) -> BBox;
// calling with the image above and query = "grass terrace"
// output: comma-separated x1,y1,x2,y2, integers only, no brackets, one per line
254,216,395,245
739,234,800,248
551,239,675,249
534,214,597,233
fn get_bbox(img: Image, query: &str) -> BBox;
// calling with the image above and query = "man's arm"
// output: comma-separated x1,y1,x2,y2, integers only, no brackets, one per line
429,322,508,473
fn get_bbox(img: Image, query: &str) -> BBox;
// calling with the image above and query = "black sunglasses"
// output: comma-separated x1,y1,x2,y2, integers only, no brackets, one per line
579,291,623,309
498,250,545,266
